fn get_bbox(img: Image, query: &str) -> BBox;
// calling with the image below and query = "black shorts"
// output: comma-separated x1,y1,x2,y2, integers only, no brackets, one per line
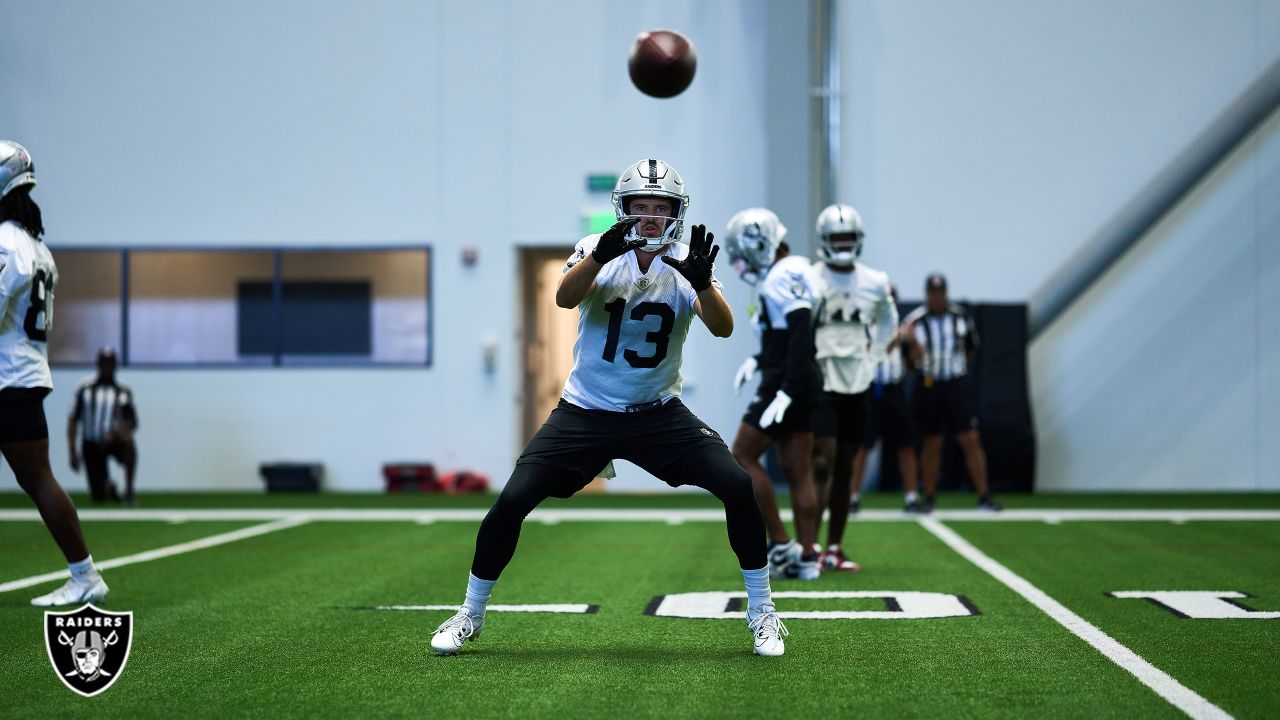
865,382,913,450
915,377,979,435
742,380,818,437
517,398,728,491
0,387,51,444
813,390,870,445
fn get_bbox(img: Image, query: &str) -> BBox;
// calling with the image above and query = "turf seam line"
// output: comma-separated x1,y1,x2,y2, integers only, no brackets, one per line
0,516,311,595
919,517,1232,720
1,509,1279,523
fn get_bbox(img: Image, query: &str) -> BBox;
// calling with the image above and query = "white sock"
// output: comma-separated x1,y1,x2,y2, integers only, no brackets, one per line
68,556,98,585
905,491,920,503
463,573,496,617
741,566,773,619
851,493,861,503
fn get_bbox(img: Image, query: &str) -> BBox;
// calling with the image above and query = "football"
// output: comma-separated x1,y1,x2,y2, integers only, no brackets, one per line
628,29,697,98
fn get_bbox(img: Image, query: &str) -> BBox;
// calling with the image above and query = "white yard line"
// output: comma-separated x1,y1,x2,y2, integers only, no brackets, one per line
919,517,1232,720
375,604,593,614
0,508,1278,523
0,516,310,595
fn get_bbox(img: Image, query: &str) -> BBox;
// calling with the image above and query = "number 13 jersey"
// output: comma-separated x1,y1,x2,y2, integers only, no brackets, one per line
560,235,720,412
0,220,57,390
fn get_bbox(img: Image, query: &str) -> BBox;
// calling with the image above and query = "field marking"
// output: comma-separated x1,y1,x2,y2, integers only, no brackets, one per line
374,604,595,614
919,517,1232,720
0,517,309,595
0,508,1278,523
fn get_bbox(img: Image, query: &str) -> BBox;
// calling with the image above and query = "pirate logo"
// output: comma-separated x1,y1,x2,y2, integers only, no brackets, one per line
44,604,133,697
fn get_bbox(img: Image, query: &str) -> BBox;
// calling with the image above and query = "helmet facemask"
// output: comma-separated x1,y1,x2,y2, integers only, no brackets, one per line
818,230,864,265
614,194,685,251
611,159,690,251
815,203,866,266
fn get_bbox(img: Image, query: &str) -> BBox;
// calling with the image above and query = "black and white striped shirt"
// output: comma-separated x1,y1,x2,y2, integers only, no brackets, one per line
904,304,979,382
71,378,138,444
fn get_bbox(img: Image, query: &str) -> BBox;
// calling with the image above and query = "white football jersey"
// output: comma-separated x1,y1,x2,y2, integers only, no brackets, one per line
752,254,824,390
560,236,720,412
755,254,815,331
0,220,57,390
809,262,897,394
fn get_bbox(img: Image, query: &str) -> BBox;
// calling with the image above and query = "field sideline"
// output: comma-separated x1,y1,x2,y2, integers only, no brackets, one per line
1,492,1277,718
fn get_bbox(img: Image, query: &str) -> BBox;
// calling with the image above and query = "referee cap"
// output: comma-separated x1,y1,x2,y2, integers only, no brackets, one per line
925,273,947,291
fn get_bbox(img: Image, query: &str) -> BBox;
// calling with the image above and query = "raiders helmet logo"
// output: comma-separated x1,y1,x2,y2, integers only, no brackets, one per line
45,604,133,697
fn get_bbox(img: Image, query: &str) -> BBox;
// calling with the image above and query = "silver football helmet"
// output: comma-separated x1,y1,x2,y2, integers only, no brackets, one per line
0,140,37,199
815,203,865,265
723,208,787,285
612,158,690,251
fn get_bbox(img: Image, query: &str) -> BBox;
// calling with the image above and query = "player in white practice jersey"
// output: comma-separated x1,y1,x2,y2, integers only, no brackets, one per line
807,204,897,571
432,160,787,657
0,140,110,606
723,208,823,581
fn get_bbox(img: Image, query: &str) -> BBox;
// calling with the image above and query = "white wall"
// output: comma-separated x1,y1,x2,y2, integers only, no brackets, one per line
1032,108,1280,491
0,0,787,491
836,1,1280,491
838,0,1280,302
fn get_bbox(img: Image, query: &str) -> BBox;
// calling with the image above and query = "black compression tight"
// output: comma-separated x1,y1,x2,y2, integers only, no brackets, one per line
470,446,768,580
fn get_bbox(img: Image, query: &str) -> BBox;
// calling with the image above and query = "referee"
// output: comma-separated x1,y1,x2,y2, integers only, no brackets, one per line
903,274,1000,511
68,348,139,505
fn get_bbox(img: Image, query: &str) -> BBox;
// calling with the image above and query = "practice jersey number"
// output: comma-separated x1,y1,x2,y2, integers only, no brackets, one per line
602,299,675,369
24,268,54,342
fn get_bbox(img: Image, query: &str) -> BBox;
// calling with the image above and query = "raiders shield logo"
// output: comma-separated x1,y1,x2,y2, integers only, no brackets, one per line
44,604,133,697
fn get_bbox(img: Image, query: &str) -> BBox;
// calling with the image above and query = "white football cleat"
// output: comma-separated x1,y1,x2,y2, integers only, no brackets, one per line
784,557,821,580
30,576,109,607
431,609,484,656
768,540,803,579
748,605,789,657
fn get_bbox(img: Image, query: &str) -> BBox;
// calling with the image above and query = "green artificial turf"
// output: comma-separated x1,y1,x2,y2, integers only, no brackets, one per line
0,497,1275,718
3,490,1280,510
952,520,1280,718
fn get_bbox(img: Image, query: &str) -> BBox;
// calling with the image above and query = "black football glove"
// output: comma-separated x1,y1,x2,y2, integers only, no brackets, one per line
591,218,645,264
661,224,719,292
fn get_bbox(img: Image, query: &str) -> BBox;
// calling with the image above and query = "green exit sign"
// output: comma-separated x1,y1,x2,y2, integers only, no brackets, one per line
587,174,616,193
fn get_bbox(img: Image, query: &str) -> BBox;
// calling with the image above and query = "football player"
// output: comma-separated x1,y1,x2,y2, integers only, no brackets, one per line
807,204,897,571
723,208,822,580
0,140,110,606
431,160,787,657
867,285,925,514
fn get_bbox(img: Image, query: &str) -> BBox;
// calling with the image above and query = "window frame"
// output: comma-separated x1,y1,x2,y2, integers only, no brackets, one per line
47,244,434,369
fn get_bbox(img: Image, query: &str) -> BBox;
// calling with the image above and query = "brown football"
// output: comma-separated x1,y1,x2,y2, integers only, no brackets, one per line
628,29,697,99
